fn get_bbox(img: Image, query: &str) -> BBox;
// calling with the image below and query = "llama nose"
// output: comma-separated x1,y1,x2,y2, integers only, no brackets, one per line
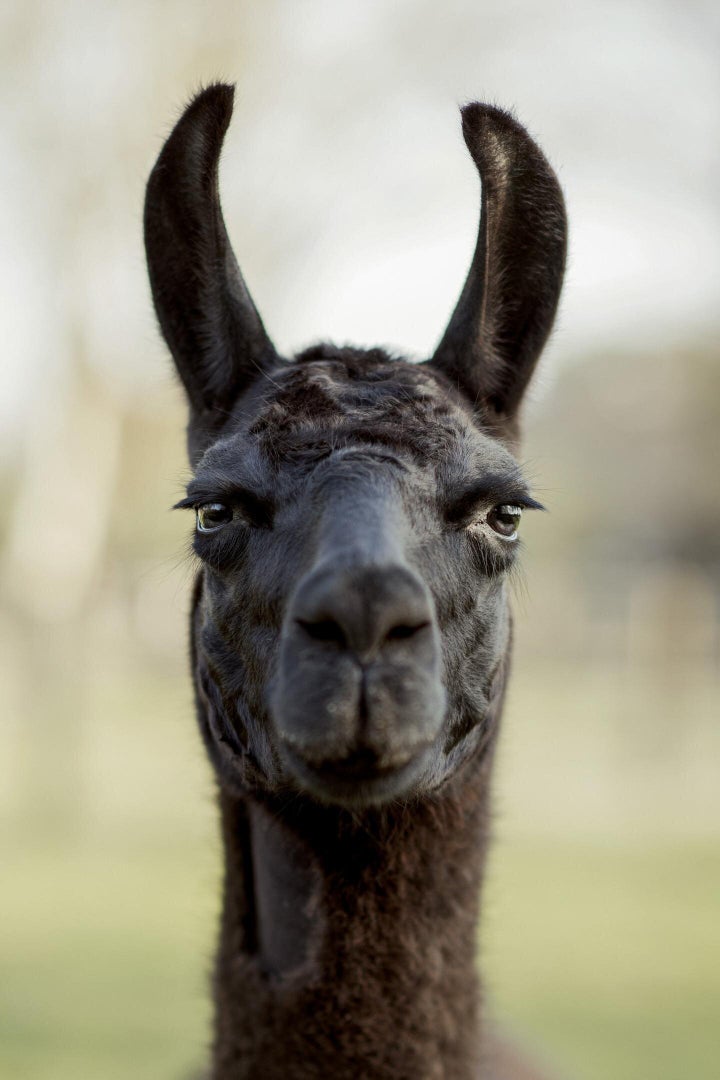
291,563,434,660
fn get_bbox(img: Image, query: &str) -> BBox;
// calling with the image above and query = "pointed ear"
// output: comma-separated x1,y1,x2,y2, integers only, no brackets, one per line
144,84,278,446
428,104,567,439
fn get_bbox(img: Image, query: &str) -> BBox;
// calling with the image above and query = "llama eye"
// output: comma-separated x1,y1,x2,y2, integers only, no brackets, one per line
196,503,233,533
487,504,522,540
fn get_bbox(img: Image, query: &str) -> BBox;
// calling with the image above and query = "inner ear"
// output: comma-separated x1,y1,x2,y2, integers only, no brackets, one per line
428,104,567,439
144,83,279,450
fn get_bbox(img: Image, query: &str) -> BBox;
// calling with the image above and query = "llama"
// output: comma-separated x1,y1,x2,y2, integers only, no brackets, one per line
144,84,566,1080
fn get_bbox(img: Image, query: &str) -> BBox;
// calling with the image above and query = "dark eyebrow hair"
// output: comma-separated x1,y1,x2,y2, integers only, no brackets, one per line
445,472,545,524
173,479,274,526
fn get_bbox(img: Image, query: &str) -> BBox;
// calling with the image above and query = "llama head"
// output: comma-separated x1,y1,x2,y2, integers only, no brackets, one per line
145,85,566,807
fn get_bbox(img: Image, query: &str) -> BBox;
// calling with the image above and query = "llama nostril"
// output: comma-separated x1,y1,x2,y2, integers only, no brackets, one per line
296,617,347,648
384,621,430,643
291,563,435,657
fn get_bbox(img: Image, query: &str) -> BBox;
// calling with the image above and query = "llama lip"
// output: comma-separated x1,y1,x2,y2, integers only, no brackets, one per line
279,742,434,806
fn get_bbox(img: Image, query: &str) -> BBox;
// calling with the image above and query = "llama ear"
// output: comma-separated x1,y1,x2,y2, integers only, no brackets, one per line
428,104,566,436
144,83,277,427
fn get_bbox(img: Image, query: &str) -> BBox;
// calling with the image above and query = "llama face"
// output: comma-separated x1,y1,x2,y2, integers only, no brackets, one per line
145,85,566,808
179,346,536,804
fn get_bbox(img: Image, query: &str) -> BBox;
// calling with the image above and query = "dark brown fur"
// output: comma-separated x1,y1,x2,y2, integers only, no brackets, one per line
144,85,566,1079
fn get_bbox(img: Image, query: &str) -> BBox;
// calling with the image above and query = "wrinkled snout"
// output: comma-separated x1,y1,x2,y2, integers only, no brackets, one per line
271,560,445,804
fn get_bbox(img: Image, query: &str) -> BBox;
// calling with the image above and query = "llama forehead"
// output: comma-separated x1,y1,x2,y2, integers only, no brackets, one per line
241,350,509,474
252,354,455,438
197,349,520,490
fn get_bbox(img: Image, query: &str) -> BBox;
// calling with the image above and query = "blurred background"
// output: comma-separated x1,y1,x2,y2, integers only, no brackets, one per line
1,1,718,1078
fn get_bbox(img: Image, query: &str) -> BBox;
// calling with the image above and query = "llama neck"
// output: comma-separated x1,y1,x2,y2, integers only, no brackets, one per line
211,752,494,1080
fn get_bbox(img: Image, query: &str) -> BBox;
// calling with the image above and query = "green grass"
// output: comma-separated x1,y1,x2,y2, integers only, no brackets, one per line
0,836,216,1080
484,839,720,1080
2,832,717,1080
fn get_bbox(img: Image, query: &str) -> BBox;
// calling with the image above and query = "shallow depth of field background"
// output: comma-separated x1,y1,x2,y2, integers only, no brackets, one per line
1,2,719,1079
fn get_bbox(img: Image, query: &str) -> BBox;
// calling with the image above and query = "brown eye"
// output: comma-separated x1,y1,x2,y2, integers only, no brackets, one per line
487,504,522,540
196,503,233,533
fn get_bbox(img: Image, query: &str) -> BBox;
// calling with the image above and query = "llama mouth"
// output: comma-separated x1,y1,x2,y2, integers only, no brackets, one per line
279,742,434,807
